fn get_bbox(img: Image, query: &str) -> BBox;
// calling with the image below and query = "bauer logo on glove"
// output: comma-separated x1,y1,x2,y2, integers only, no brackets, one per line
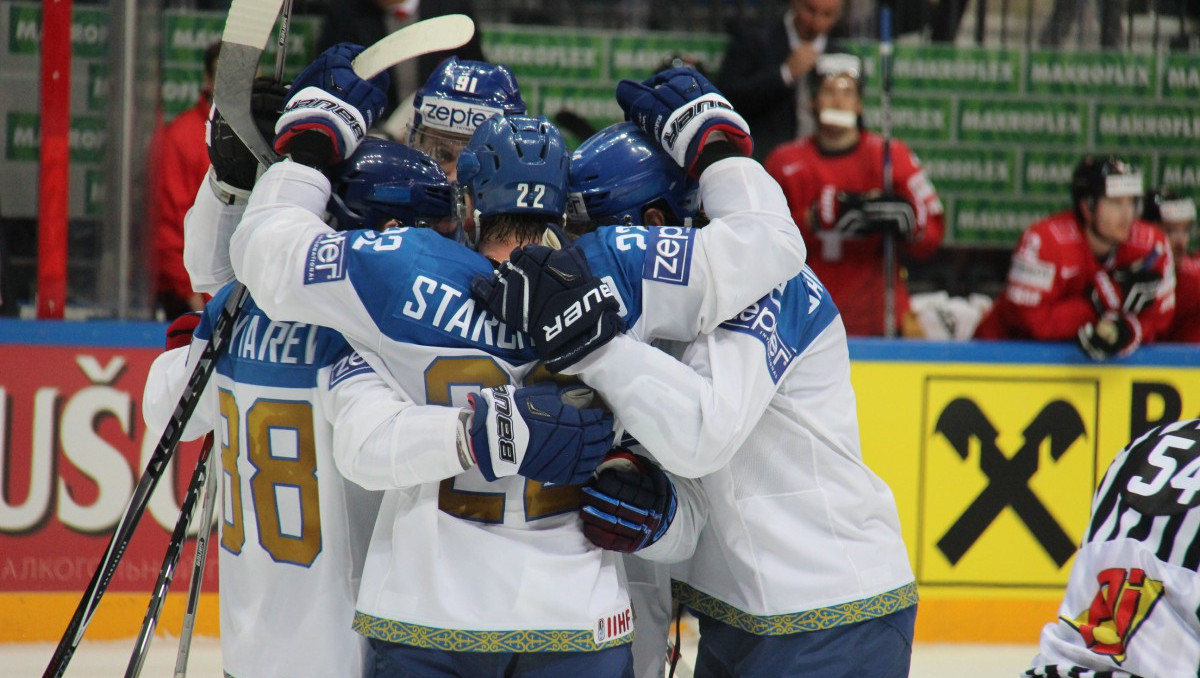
615,67,753,177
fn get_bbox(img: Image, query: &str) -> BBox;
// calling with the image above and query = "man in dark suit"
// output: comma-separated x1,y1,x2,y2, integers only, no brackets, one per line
716,0,843,161
317,0,486,121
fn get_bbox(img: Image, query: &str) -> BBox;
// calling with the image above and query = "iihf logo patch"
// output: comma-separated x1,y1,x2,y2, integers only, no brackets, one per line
305,232,348,284
593,607,634,645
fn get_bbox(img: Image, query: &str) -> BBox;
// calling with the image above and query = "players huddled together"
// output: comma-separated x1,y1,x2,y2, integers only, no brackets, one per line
142,36,1199,678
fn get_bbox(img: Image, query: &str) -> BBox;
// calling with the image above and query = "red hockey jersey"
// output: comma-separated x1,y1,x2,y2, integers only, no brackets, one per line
765,132,944,336
975,211,1175,342
1163,253,1200,343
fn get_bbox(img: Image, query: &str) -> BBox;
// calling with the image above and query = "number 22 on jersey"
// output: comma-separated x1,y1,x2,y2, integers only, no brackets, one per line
426,356,580,524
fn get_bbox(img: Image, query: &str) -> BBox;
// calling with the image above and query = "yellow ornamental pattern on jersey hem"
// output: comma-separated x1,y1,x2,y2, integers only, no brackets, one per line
672,581,919,636
353,612,633,652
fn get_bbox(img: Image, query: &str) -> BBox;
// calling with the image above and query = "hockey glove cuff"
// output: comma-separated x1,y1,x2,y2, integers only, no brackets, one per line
468,383,615,485
274,43,388,169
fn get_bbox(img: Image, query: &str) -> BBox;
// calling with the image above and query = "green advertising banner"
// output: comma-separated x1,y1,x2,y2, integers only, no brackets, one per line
2,13,1195,244
6,112,106,163
86,62,107,112
1159,156,1200,193
862,95,955,143
1021,150,1153,196
949,197,1063,245
919,148,1016,194
161,12,318,80
8,3,108,58
957,99,1087,146
1026,50,1156,98
1163,54,1200,99
161,66,205,119
161,12,224,63
85,168,105,218
1095,101,1200,150
608,33,726,81
891,44,1020,95
483,27,606,81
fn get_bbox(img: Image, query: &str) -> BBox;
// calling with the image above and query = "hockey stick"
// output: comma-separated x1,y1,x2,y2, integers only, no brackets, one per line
41,288,249,678
124,434,216,678
213,0,289,167
171,443,218,678
351,14,475,80
272,0,292,82
879,4,897,338
171,7,297,670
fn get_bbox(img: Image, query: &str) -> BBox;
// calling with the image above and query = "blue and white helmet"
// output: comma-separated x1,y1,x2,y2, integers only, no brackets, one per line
567,122,699,228
327,137,454,232
457,114,568,224
409,57,526,170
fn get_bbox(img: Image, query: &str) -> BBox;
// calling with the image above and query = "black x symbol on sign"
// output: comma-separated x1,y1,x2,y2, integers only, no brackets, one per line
934,398,1085,568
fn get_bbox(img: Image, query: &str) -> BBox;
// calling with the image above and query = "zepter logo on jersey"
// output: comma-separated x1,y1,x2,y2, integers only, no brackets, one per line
417,97,506,136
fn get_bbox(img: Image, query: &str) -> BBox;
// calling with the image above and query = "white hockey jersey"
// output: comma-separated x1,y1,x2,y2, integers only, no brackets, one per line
143,284,380,678
565,261,917,632
226,157,807,652
1027,419,1200,678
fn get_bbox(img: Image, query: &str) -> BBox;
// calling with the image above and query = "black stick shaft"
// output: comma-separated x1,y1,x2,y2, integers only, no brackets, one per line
42,284,247,678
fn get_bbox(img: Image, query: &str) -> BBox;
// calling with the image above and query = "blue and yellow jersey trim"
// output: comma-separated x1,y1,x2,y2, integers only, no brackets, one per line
672,581,919,636
352,612,633,652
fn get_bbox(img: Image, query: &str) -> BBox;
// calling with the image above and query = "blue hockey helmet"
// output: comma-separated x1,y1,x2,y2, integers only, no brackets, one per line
327,137,454,231
409,57,526,170
566,122,699,228
456,114,569,224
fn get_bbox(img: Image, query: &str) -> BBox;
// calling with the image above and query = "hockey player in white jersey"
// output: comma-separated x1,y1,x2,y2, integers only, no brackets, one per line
143,74,458,677
475,68,918,678
227,45,630,676
223,44,807,676
1026,418,1200,678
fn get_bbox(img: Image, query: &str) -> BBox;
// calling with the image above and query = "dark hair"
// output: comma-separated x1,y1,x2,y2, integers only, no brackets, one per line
479,214,561,248
204,42,221,79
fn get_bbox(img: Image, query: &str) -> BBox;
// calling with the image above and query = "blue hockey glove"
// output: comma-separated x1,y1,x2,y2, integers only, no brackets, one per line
467,383,615,485
581,450,677,553
274,43,389,169
615,67,752,177
471,233,625,373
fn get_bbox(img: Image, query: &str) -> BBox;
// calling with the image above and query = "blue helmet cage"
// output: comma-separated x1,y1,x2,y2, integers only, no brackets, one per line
410,57,527,144
327,137,455,232
566,121,699,228
456,115,569,226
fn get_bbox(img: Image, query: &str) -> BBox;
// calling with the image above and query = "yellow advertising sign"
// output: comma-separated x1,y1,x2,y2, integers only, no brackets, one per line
920,377,1096,585
852,354,1200,642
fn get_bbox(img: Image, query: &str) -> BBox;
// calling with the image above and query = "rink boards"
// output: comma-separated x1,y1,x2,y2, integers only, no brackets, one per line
0,319,1197,644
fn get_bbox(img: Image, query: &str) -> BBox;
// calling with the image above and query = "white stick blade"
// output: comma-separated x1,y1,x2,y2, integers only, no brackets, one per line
352,14,476,79
221,0,286,48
